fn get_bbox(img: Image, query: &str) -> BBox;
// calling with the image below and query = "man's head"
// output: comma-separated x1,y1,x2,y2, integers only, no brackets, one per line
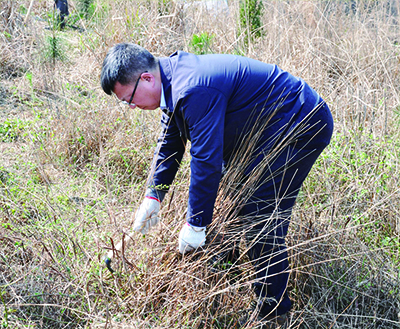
101,43,161,110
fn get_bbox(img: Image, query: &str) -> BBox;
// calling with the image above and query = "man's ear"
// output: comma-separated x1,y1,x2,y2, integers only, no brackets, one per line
142,72,153,82
142,72,159,89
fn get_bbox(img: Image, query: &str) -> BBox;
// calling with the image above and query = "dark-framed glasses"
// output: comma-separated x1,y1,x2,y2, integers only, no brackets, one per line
121,71,147,106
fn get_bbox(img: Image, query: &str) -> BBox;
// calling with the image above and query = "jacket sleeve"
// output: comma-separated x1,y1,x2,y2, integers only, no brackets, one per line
146,111,186,201
180,87,228,227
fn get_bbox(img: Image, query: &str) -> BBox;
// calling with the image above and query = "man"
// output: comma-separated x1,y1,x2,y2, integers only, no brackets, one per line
100,43,333,325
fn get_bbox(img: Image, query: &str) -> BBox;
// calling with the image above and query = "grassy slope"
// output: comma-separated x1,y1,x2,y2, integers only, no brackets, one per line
0,0,399,328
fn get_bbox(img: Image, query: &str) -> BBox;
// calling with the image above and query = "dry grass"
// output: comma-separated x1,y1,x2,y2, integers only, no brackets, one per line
0,0,399,328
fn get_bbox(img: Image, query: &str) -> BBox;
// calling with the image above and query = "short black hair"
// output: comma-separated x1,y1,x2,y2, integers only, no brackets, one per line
100,43,158,95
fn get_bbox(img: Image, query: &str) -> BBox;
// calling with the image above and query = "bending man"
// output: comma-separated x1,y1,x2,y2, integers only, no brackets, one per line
100,43,333,322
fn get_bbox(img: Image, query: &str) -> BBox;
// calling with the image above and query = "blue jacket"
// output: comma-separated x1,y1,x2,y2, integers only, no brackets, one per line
147,51,324,227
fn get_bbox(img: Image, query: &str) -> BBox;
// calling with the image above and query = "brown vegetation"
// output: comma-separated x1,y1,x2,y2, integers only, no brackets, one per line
0,0,399,328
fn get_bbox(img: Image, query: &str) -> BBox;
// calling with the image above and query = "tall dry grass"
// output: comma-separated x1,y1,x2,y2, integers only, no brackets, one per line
0,0,399,328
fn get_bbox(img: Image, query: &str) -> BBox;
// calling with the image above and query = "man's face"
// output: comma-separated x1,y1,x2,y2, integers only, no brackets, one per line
113,72,161,110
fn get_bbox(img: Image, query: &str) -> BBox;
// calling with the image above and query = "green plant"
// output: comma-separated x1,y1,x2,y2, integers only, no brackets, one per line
25,71,41,104
76,0,95,20
0,118,30,142
189,32,215,55
46,8,67,31
239,0,264,46
41,34,67,63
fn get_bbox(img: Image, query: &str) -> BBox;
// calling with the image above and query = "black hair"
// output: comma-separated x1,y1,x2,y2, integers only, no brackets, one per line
100,43,158,95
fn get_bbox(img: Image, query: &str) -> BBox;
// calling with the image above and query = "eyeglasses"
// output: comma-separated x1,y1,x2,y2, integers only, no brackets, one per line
121,71,147,106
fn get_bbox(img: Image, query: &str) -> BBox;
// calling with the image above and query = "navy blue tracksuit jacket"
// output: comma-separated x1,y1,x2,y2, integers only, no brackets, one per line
147,51,333,315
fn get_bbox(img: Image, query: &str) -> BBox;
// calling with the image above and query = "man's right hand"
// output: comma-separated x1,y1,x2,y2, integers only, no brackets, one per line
133,197,160,234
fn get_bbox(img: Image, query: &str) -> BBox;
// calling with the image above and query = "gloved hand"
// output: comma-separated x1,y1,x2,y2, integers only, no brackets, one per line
179,222,206,254
133,197,161,234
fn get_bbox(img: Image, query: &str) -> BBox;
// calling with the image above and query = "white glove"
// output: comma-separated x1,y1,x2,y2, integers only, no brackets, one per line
133,197,161,234
179,222,206,254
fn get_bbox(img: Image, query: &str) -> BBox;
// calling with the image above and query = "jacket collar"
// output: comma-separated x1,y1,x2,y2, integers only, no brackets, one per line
159,53,178,112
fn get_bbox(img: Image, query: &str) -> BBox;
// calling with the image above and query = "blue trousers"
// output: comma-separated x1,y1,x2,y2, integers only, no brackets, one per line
238,103,333,315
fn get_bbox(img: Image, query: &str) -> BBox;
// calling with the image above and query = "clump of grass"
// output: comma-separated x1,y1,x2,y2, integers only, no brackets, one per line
289,229,400,328
76,0,95,20
0,2,29,79
41,103,157,185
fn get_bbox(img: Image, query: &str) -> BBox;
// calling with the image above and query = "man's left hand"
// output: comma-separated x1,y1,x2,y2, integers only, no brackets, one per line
178,222,206,254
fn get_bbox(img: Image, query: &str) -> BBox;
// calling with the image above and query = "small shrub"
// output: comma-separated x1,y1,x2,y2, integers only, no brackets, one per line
239,0,264,46
189,32,215,55
41,34,67,62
